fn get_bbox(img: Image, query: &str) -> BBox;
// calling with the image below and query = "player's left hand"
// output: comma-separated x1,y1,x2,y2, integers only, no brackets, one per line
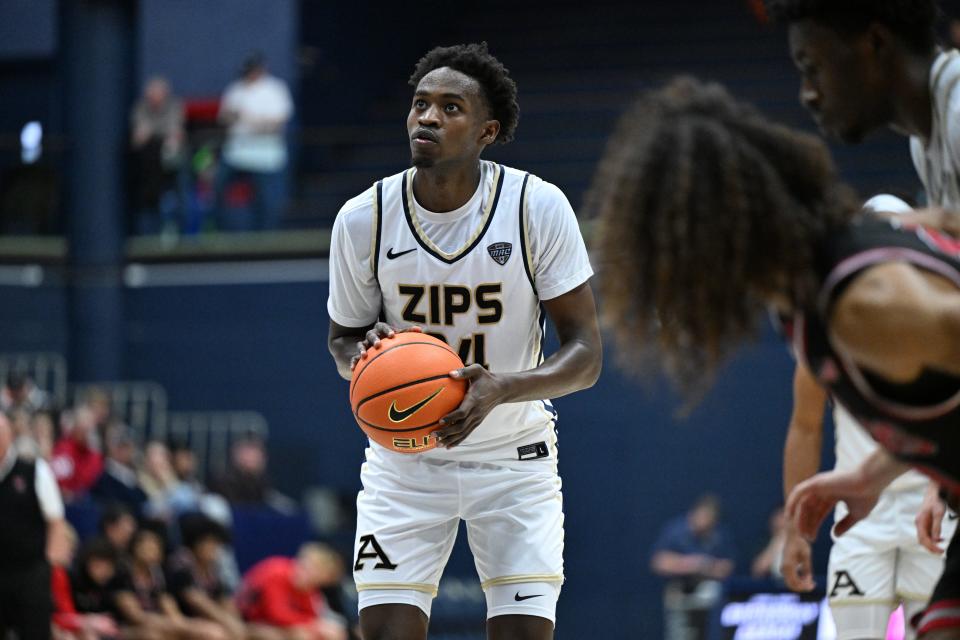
433,365,507,448
786,469,881,541
916,482,947,555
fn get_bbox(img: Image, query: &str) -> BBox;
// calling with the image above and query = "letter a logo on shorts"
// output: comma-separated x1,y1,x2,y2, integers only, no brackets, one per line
829,570,865,597
354,534,398,571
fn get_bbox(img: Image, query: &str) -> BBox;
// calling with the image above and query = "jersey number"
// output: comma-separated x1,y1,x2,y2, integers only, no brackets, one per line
398,284,500,367
426,332,487,368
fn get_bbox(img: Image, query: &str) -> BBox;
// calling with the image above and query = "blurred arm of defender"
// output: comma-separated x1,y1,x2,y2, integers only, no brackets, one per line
780,363,828,592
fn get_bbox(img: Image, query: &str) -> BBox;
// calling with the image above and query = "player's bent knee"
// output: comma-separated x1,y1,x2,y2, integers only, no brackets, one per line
359,603,429,640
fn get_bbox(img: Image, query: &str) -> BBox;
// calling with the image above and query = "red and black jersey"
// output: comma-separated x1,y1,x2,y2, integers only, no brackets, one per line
780,216,960,496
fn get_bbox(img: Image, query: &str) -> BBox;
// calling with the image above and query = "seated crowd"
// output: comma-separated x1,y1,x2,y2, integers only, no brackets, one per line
2,373,350,640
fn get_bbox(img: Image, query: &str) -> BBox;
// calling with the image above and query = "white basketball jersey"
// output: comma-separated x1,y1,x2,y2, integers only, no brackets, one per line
910,49,960,209
365,161,572,460
833,404,927,492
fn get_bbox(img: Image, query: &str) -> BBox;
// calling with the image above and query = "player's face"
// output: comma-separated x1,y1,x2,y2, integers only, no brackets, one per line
788,20,891,144
407,67,498,169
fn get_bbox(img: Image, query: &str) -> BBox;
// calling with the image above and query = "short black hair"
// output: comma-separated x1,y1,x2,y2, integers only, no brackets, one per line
98,502,134,532
408,42,520,144
78,537,117,566
179,512,231,549
767,0,940,54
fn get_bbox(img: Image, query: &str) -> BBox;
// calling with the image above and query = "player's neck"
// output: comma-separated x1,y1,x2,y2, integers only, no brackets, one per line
889,50,937,140
412,161,482,213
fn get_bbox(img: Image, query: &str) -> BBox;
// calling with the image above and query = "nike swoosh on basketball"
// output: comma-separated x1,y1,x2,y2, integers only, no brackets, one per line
386,247,417,260
514,592,543,602
388,387,444,423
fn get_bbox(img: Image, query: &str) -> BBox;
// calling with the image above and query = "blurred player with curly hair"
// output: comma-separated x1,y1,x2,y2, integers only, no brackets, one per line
588,76,960,639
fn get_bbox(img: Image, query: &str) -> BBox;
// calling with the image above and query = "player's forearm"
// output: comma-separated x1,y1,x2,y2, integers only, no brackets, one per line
329,336,360,380
856,449,909,493
783,424,823,500
496,338,601,403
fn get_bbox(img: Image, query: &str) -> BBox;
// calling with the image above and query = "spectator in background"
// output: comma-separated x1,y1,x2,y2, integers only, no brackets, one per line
49,522,119,640
210,435,291,509
236,543,348,640
215,52,293,231
139,440,180,519
130,76,186,236
99,503,138,559
115,524,228,640
70,538,126,632
651,494,736,640
167,514,261,639
751,507,787,580
171,440,206,494
78,387,113,442
0,411,67,640
92,424,147,516
32,410,56,460
1,369,50,413
51,406,104,502
10,407,41,459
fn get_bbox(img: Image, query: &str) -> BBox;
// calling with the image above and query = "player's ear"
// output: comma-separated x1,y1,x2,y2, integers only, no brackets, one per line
479,119,500,146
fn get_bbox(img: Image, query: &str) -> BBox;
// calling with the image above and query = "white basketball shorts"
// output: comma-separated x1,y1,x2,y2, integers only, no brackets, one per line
827,487,956,640
352,443,565,622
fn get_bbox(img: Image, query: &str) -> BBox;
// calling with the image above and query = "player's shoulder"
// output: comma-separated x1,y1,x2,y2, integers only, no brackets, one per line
333,185,376,233
497,164,570,211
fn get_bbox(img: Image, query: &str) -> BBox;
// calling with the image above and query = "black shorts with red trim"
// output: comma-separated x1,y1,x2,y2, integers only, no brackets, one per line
917,523,960,636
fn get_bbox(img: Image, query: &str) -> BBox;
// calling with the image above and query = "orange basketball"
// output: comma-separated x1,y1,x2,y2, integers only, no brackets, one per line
349,332,467,453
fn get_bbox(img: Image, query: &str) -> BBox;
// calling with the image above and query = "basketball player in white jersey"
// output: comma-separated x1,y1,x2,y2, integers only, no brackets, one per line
326,43,602,640
780,195,956,640
767,2,960,635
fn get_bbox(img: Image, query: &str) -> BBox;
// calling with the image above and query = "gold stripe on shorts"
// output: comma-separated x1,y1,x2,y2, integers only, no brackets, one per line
828,598,899,606
355,582,438,597
481,574,564,590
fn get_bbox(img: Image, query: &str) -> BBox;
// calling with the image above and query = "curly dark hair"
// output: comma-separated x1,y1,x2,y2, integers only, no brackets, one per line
408,42,519,144
584,77,858,397
767,0,940,55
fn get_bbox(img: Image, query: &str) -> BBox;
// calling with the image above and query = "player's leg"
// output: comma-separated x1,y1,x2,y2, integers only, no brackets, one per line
827,500,898,640
487,614,554,640
916,525,960,640
463,457,564,640
352,446,460,640
896,487,957,640
898,546,952,640
360,604,429,639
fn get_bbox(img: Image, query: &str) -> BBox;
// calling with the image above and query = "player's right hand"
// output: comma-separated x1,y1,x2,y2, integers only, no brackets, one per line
915,482,946,555
780,527,815,592
351,323,422,370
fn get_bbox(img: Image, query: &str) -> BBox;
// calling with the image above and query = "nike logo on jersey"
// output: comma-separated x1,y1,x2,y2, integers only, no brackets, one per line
514,592,543,602
386,247,417,260
388,387,444,423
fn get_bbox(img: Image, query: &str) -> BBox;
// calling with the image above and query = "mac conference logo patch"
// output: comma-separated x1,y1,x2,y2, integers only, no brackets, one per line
487,242,512,265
